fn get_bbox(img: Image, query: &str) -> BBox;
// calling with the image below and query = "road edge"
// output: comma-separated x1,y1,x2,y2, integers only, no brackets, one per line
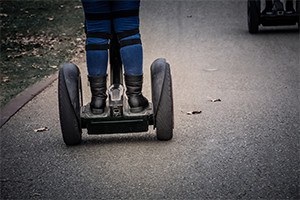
0,72,58,128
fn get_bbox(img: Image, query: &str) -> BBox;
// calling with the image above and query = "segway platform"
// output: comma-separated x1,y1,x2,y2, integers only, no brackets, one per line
248,0,300,33
58,58,174,145
58,26,174,145
81,101,154,135
261,12,299,25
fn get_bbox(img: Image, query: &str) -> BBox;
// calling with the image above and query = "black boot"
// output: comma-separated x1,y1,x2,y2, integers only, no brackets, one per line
286,0,295,14
273,0,284,12
88,75,107,114
125,75,149,113
262,0,273,15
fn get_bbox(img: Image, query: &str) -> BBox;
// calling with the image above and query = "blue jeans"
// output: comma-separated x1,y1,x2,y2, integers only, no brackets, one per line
81,0,143,76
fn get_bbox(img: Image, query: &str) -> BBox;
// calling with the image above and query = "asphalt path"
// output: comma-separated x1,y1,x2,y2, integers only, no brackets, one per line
1,1,299,199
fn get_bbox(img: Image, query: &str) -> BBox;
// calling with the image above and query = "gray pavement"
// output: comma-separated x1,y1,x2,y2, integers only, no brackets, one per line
1,1,300,199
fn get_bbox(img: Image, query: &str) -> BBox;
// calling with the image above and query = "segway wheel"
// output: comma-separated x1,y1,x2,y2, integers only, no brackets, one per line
297,0,300,29
248,0,261,34
58,63,82,145
151,58,174,141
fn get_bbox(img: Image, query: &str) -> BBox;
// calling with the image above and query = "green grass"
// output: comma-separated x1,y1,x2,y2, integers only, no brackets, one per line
0,0,85,108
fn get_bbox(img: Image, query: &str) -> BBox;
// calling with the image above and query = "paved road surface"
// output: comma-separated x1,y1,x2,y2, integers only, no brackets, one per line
1,1,299,199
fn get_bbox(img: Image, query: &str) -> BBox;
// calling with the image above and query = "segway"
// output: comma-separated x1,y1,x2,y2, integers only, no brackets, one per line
248,0,300,33
58,31,174,145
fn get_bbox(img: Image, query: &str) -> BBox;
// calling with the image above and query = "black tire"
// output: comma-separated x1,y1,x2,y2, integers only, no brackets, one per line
152,62,174,141
58,64,82,145
248,0,261,34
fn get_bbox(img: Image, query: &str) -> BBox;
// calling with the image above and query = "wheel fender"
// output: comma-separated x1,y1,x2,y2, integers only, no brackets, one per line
60,63,81,121
151,58,169,120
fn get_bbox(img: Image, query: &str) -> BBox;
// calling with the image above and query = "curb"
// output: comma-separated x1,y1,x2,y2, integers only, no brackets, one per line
0,72,58,128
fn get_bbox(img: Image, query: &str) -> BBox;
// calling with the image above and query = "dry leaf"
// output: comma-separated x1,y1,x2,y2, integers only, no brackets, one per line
0,13,8,17
187,111,202,115
208,96,221,102
34,127,49,132
2,76,10,83
210,99,221,102
32,64,39,69
203,68,218,72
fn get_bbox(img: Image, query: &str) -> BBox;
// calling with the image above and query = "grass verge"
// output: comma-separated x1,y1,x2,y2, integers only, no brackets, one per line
0,0,85,108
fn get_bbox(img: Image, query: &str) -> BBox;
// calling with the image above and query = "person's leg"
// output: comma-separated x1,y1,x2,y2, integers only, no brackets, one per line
82,0,111,76
112,0,149,113
81,0,111,114
286,0,295,13
112,1,142,75
263,0,273,14
273,0,284,11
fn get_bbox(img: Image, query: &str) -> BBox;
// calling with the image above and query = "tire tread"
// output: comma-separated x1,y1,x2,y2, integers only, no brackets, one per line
58,69,82,145
156,65,173,141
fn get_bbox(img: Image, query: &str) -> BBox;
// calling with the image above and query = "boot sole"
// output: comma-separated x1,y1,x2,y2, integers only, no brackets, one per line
130,105,149,113
91,107,104,115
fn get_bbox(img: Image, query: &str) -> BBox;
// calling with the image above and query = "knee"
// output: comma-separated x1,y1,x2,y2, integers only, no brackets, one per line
117,30,142,48
85,30,112,51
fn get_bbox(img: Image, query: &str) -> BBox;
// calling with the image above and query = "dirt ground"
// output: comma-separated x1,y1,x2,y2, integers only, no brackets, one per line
0,0,85,108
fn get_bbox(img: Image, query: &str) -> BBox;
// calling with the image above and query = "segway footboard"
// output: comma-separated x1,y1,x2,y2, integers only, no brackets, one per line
261,13,299,26
248,0,300,33
81,103,154,134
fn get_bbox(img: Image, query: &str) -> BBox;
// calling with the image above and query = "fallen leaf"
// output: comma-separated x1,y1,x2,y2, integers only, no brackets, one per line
74,5,82,9
208,97,221,102
31,48,39,56
0,13,8,17
7,52,27,59
209,99,221,102
49,65,57,69
187,111,202,115
32,64,39,69
47,17,54,21
203,68,219,72
34,127,49,132
2,76,10,83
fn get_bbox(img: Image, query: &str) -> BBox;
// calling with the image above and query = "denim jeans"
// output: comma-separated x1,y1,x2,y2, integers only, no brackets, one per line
81,0,143,76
